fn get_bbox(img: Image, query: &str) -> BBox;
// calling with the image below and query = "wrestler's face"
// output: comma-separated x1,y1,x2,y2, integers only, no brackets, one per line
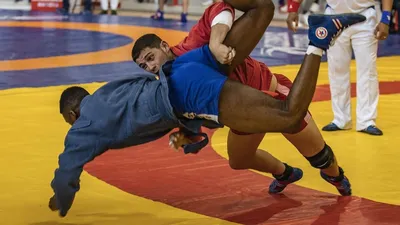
135,41,171,74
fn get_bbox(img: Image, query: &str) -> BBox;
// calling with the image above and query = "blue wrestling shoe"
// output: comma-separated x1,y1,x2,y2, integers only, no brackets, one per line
181,13,188,23
151,9,164,21
269,166,303,194
320,167,352,196
322,122,343,131
308,14,366,50
360,125,383,136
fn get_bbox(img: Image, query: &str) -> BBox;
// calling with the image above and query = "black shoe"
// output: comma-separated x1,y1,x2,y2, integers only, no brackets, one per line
359,125,383,136
111,10,117,15
322,123,343,131
100,10,108,15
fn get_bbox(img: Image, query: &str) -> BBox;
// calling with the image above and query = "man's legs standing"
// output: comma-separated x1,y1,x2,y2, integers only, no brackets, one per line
322,6,354,131
352,8,382,135
321,6,382,135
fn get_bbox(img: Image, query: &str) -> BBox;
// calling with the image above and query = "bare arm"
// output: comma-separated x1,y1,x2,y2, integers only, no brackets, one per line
381,0,394,11
210,24,230,46
209,11,235,65
375,0,393,40
286,0,304,32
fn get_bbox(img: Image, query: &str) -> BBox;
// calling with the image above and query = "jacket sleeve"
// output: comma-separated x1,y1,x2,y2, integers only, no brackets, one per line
178,122,210,154
50,120,109,216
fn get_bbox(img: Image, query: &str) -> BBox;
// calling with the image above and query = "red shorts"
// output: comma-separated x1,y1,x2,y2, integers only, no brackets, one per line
231,73,312,135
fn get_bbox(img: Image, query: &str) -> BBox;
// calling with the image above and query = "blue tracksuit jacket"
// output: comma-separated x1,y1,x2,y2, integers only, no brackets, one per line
51,62,221,216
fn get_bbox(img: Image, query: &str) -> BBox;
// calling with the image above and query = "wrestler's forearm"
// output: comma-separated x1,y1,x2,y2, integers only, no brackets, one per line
381,0,393,11
210,24,230,48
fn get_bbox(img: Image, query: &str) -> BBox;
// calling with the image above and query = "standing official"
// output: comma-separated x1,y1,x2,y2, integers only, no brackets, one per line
286,0,393,136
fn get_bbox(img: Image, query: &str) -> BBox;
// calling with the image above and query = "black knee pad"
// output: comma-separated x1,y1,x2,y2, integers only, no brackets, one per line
306,144,335,169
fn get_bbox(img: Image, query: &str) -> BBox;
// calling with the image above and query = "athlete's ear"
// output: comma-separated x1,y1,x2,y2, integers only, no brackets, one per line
160,41,170,53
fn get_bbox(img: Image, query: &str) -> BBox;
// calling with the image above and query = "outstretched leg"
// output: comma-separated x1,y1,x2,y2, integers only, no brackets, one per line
218,14,367,134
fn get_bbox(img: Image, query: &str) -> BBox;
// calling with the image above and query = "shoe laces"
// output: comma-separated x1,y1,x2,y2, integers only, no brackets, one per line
329,28,343,46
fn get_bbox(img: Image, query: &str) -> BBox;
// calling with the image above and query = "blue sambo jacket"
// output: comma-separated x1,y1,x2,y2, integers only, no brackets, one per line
51,62,222,216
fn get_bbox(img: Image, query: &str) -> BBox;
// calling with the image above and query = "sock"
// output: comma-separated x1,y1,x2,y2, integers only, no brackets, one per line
273,163,294,181
306,43,323,56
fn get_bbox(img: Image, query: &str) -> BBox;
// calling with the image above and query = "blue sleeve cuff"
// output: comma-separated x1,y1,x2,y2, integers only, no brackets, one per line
51,168,81,216
182,132,209,154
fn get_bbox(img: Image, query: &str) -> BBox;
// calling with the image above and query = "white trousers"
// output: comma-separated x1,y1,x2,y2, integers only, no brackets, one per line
101,0,119,10
325,6,379,131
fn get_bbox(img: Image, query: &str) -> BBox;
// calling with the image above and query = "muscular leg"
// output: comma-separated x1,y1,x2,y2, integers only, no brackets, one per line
218,12,366,133
219,0,305,174
220,0,298,182
283,118,340,177
219,54,322,133
217,2,344,134
227,124,303,194
217,13,364,195
283,120,351,196
169,13,363,194
222,0,275,74
266,72,349,194
217,3,360,180
227,132,285,174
